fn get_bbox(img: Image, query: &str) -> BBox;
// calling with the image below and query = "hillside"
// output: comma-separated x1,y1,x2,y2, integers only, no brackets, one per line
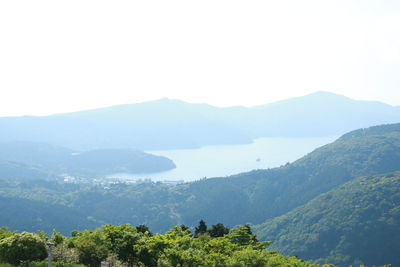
339,123,400,140
1,123,400,235
253,172,400,267
0,161,53,180
0,92,399,150
0,123,400,267
171,123,400,228
0,142,176,177
0,196,97,234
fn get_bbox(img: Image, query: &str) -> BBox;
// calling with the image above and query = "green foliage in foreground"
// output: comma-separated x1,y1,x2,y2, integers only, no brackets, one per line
0,224,336,267
0,232,47,265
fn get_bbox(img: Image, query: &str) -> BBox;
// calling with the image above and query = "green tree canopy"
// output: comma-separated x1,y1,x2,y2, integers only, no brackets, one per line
0,232,47,265
208,223,230,238
194,219,208,237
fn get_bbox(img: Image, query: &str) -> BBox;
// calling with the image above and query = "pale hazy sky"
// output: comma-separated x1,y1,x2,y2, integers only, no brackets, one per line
0,0,399,116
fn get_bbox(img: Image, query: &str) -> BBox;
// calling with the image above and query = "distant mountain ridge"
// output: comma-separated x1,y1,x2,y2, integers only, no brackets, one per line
0,142,176,178
0,91,399,150
0,161,53,181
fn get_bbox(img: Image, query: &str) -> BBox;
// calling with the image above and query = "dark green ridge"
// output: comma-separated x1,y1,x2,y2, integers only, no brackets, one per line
254,172,400,267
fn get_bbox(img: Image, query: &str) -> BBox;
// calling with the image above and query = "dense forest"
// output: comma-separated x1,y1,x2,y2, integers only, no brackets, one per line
0,223,337,267
1,123,400,266
253,172,400,266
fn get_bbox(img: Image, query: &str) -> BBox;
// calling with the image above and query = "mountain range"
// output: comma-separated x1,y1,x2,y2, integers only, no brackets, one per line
1,91,399,150
1,123,400,266
1,92,400,266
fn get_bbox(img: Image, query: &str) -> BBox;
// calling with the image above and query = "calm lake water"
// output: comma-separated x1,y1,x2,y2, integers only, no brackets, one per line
110,136,337,182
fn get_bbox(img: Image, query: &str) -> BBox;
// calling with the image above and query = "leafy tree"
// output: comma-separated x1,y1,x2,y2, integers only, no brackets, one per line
52,243,80,265
194,219,208,237
178,224,191,233
226,248,272,267
71,229,108,266
37,230,48,241
51,230,66,246
0,227,14,240
227,225,267,248
136,224,152,236
70,230,80,238
1,223,391,266
23,261,84,267
0,232,47,265
102,224,143,265
208,223,230,237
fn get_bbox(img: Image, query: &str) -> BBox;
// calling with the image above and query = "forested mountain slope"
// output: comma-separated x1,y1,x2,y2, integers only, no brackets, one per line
172,123,400,228
0,92,399,150
0,196,97,234
0,142,175,177
1,124,400,235
253,172,400,267
0,161,53,180
339,123,400,140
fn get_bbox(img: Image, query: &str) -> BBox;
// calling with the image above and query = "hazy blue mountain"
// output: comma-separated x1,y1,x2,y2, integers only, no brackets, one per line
0,99,251,150
0,92,399,150
68,149,176,176
253,172,400,267
0,142,175,177
246,91,400,137
0,161,53,180
0,142,73,170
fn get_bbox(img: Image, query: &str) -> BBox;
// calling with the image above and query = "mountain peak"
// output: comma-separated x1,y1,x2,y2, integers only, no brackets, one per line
255,91,351,109
306,90,348,98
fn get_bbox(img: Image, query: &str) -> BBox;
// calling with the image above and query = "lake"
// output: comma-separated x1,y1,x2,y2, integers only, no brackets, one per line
109,136,337,182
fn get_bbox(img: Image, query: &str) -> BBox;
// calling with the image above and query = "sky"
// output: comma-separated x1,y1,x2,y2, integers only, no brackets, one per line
0,0,399,116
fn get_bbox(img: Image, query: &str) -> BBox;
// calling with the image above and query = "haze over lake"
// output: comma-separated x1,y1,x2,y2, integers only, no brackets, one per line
110,136,337,182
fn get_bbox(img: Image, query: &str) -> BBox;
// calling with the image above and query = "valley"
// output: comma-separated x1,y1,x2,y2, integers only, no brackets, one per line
1,122,400,266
